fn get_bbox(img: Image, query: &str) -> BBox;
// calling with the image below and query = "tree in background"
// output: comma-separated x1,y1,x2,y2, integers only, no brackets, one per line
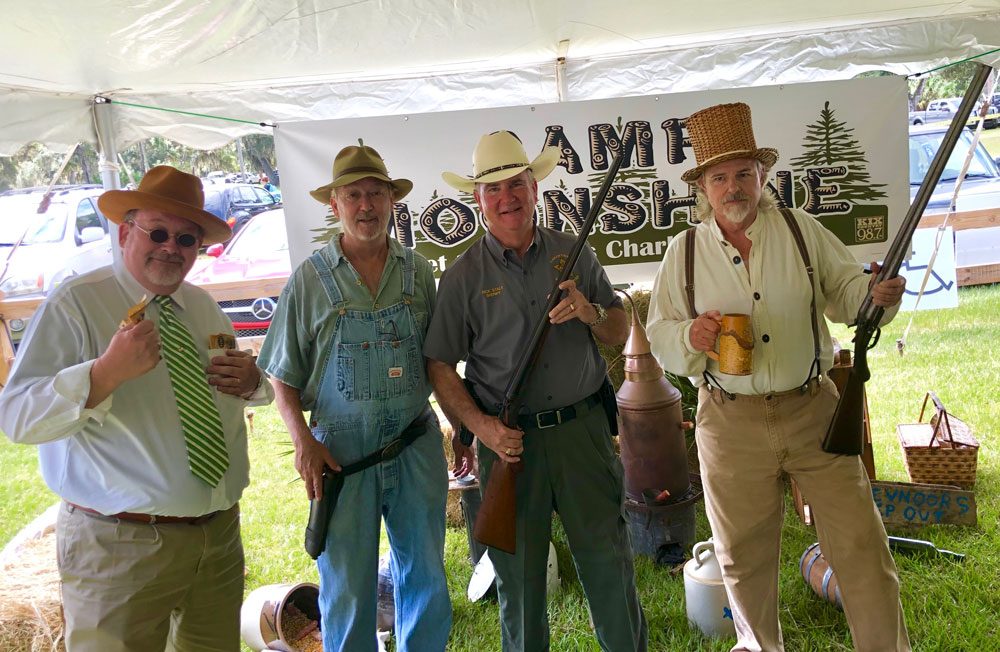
908,61,978,110
2,136,277,192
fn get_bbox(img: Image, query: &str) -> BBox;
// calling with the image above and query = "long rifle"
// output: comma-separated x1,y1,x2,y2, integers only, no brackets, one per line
823,62,993,455
473,152,626,553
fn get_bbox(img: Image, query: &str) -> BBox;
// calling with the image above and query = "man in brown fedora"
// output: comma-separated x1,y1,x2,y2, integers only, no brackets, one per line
646,103,909,651
0,165,271,651
425,130,647,651
257,143,455,651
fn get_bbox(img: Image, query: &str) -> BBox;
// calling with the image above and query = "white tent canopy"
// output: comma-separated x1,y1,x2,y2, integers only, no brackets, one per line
2,1,1000,155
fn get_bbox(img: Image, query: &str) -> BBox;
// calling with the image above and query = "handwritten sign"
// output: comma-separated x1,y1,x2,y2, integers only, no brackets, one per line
871,480,976,527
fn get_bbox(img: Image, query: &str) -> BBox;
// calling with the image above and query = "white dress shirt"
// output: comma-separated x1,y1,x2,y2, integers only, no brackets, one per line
0,260,273,516
646,206,899,395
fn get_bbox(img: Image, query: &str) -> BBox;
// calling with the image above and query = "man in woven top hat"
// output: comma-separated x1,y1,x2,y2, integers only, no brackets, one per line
257,143,455,651
425,130,648,651
646,103,909,651
0,165,272,651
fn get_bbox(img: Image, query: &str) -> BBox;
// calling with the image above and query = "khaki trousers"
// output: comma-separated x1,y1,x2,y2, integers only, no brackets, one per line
56,502,244,652
696,377,910,652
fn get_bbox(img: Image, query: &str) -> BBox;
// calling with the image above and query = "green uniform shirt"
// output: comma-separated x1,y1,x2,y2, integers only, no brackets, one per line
424,227,621,413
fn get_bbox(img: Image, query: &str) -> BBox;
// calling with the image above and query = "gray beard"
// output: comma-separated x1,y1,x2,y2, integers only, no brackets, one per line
721,202,753,224
144,258,186,287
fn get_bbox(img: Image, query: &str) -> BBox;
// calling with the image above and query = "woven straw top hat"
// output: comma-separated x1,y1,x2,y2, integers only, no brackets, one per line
442,130,560,192
98,165,232,245
681,102,779,183
310,143,412,204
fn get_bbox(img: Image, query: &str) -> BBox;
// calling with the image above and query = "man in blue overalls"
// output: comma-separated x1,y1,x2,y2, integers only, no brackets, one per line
258,144,457,651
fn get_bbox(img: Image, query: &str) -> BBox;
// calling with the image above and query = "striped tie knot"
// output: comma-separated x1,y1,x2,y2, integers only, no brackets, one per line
155,295,229,487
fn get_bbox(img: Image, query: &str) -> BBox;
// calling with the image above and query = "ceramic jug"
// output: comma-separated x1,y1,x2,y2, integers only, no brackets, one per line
683,539,736,637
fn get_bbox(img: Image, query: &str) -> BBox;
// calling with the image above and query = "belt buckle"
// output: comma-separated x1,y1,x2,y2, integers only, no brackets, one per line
380,438,406,460
534,409,562,429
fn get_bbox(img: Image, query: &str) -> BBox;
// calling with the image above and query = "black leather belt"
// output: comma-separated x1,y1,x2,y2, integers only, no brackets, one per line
339,407,433,475
517,393,602,430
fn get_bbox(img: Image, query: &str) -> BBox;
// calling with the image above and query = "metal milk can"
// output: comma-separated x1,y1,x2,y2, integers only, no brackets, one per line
683,539,736,638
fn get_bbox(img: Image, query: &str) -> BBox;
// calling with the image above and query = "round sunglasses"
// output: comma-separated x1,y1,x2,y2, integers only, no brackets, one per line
128,221,200,248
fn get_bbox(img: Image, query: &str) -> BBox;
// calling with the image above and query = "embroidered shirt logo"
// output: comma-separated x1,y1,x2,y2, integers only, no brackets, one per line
550,254,581,285
481,285,503,298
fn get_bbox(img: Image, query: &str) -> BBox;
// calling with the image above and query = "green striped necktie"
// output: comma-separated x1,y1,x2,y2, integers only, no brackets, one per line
155,295,229,487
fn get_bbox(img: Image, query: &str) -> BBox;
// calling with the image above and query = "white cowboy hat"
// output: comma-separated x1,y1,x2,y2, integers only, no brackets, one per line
442,130,560,192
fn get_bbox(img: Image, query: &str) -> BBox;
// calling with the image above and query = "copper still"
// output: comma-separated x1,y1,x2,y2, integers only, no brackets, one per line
616,290,691,503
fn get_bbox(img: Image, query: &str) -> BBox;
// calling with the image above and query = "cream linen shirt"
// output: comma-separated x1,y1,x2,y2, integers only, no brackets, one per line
0,261,273,516
646,206,899,394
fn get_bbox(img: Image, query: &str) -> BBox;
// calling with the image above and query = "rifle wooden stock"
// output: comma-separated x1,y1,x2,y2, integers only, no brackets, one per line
472,152,626,554
472,457,519,553
824,63,992,455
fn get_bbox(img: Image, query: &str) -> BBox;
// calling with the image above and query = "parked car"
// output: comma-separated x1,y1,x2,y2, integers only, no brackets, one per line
909,98,962,126
0,185,113,299
188,208,290,337
202,183,281,238
909,124,1000,213
910,97,997,129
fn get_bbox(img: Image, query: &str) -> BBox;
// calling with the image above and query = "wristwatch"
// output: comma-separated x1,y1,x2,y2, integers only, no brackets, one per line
588,302,608,327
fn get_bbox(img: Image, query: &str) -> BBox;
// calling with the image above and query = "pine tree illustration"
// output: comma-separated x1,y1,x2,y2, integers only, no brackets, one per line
790,101,887,202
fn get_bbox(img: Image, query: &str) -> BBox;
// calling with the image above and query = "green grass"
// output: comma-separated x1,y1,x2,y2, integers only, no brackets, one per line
979,126,1000,157
2,285,999,650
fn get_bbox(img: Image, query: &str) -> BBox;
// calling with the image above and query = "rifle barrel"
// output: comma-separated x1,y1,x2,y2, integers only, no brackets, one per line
856,62,993,327
498,151,626,422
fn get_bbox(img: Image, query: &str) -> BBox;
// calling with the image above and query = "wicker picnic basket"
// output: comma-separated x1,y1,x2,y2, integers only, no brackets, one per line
896,392,979,489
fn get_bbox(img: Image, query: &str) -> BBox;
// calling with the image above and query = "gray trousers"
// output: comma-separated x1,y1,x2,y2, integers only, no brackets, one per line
478,398,647,652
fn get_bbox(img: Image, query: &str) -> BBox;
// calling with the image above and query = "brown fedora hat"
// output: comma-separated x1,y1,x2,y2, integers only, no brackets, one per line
681,102,778,183
98,166,232,245
309,144,412,204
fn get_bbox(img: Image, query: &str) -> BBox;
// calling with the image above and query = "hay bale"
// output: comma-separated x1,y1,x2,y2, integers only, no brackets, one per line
0,529,64,652
430,403,476,530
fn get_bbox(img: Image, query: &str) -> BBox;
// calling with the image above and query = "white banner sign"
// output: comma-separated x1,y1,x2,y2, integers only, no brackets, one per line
275,76,909,284
899,227,959,312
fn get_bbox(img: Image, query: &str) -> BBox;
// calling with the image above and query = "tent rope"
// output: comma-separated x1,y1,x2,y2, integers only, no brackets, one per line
896,67,999,355
105,99,276,128
907,46,1000,78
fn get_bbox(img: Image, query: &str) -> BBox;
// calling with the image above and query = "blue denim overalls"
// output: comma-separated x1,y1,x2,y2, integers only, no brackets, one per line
308,246,450,652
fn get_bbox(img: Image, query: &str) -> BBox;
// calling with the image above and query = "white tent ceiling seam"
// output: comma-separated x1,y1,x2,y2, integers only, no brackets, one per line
1,6,999,154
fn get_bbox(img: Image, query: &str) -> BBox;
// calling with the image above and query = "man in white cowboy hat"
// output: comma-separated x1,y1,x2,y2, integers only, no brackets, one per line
257,143,456,651
646,102,910,651
425,130,648,651
0,165,272,651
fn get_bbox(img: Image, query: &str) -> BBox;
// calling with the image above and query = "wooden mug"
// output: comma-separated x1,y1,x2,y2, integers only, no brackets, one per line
706,313,753,376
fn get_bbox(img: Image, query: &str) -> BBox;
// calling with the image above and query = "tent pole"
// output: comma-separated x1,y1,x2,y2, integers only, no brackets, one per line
93,95,122,265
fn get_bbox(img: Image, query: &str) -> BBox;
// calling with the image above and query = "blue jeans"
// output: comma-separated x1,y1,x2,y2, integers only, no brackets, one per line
315,418,450,652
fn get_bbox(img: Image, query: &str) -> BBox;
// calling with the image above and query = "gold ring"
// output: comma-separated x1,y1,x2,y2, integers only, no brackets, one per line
570,303,575,311
505,448,513,456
